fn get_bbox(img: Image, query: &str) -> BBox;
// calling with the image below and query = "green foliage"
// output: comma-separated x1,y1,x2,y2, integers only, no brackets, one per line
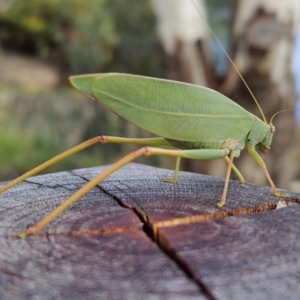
0,0,68,56
0,0,161,76
59,0,118,73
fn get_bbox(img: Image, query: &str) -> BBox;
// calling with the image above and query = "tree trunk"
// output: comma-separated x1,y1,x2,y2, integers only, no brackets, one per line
220,0,299,189
151,0,299,190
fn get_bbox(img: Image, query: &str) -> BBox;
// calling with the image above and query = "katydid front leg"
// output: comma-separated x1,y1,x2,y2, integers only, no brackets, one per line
17,146,232,238
247,144,288,198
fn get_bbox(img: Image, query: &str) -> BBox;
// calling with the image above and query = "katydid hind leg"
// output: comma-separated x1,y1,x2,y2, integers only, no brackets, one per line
17,146,230,238
0,137,104,195
100,136,172,146
0,136,171,196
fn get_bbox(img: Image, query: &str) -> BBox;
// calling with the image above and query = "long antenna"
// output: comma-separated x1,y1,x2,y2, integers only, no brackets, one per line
270,109,294,126
191,0,267,124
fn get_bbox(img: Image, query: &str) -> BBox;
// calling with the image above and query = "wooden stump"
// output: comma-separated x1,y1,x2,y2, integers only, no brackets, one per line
0,163,300,299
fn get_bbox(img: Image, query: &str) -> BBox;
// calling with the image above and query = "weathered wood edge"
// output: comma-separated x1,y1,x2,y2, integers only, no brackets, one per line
0,163,299,300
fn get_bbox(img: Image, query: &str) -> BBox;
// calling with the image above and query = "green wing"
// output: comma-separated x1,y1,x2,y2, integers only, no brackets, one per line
70,73,257,142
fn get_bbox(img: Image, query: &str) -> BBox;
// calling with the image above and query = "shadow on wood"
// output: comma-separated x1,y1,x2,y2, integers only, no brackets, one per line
0,163,300,299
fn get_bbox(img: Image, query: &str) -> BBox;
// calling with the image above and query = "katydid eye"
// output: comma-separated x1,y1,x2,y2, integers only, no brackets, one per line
270,125,275,133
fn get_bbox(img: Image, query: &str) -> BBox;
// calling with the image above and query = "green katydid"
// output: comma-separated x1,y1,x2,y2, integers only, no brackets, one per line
0,5,288,238
0,73,287,238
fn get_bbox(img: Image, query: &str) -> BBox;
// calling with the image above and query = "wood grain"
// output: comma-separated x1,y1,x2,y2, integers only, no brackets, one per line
0,163,299,299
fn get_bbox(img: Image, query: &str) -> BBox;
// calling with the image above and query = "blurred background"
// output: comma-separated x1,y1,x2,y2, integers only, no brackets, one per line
0,0,300,192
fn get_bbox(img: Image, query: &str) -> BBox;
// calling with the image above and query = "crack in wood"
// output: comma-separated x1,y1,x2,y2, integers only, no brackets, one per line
132,206,218,299
69,171,133,209
24,178,76,192
150,197,300,235
68,171,215,298
133,197,300,300
43,196,298,239
153,231,217,300
0,267,30,280
45,226,142,237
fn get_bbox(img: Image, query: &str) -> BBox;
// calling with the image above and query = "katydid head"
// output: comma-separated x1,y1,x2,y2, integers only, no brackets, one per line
259,109,293,154
258,130,273,154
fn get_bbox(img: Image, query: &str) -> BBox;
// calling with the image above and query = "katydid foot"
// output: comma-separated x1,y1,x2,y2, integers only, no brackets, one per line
275,192,289,198
162,176,178,184
16,227,38,239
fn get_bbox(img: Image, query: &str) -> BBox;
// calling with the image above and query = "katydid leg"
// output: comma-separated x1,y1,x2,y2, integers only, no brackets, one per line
100,136,171,146
105,137,245,183
163,156,244,184
17,146,230,238
224,156,245,183
217,151,235,207
162,157,181,183
0,136,172,195
247,144,288,197
0,137,102,194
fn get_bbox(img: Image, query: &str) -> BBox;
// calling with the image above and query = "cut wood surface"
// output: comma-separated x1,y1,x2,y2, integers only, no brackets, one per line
0,163,300,300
